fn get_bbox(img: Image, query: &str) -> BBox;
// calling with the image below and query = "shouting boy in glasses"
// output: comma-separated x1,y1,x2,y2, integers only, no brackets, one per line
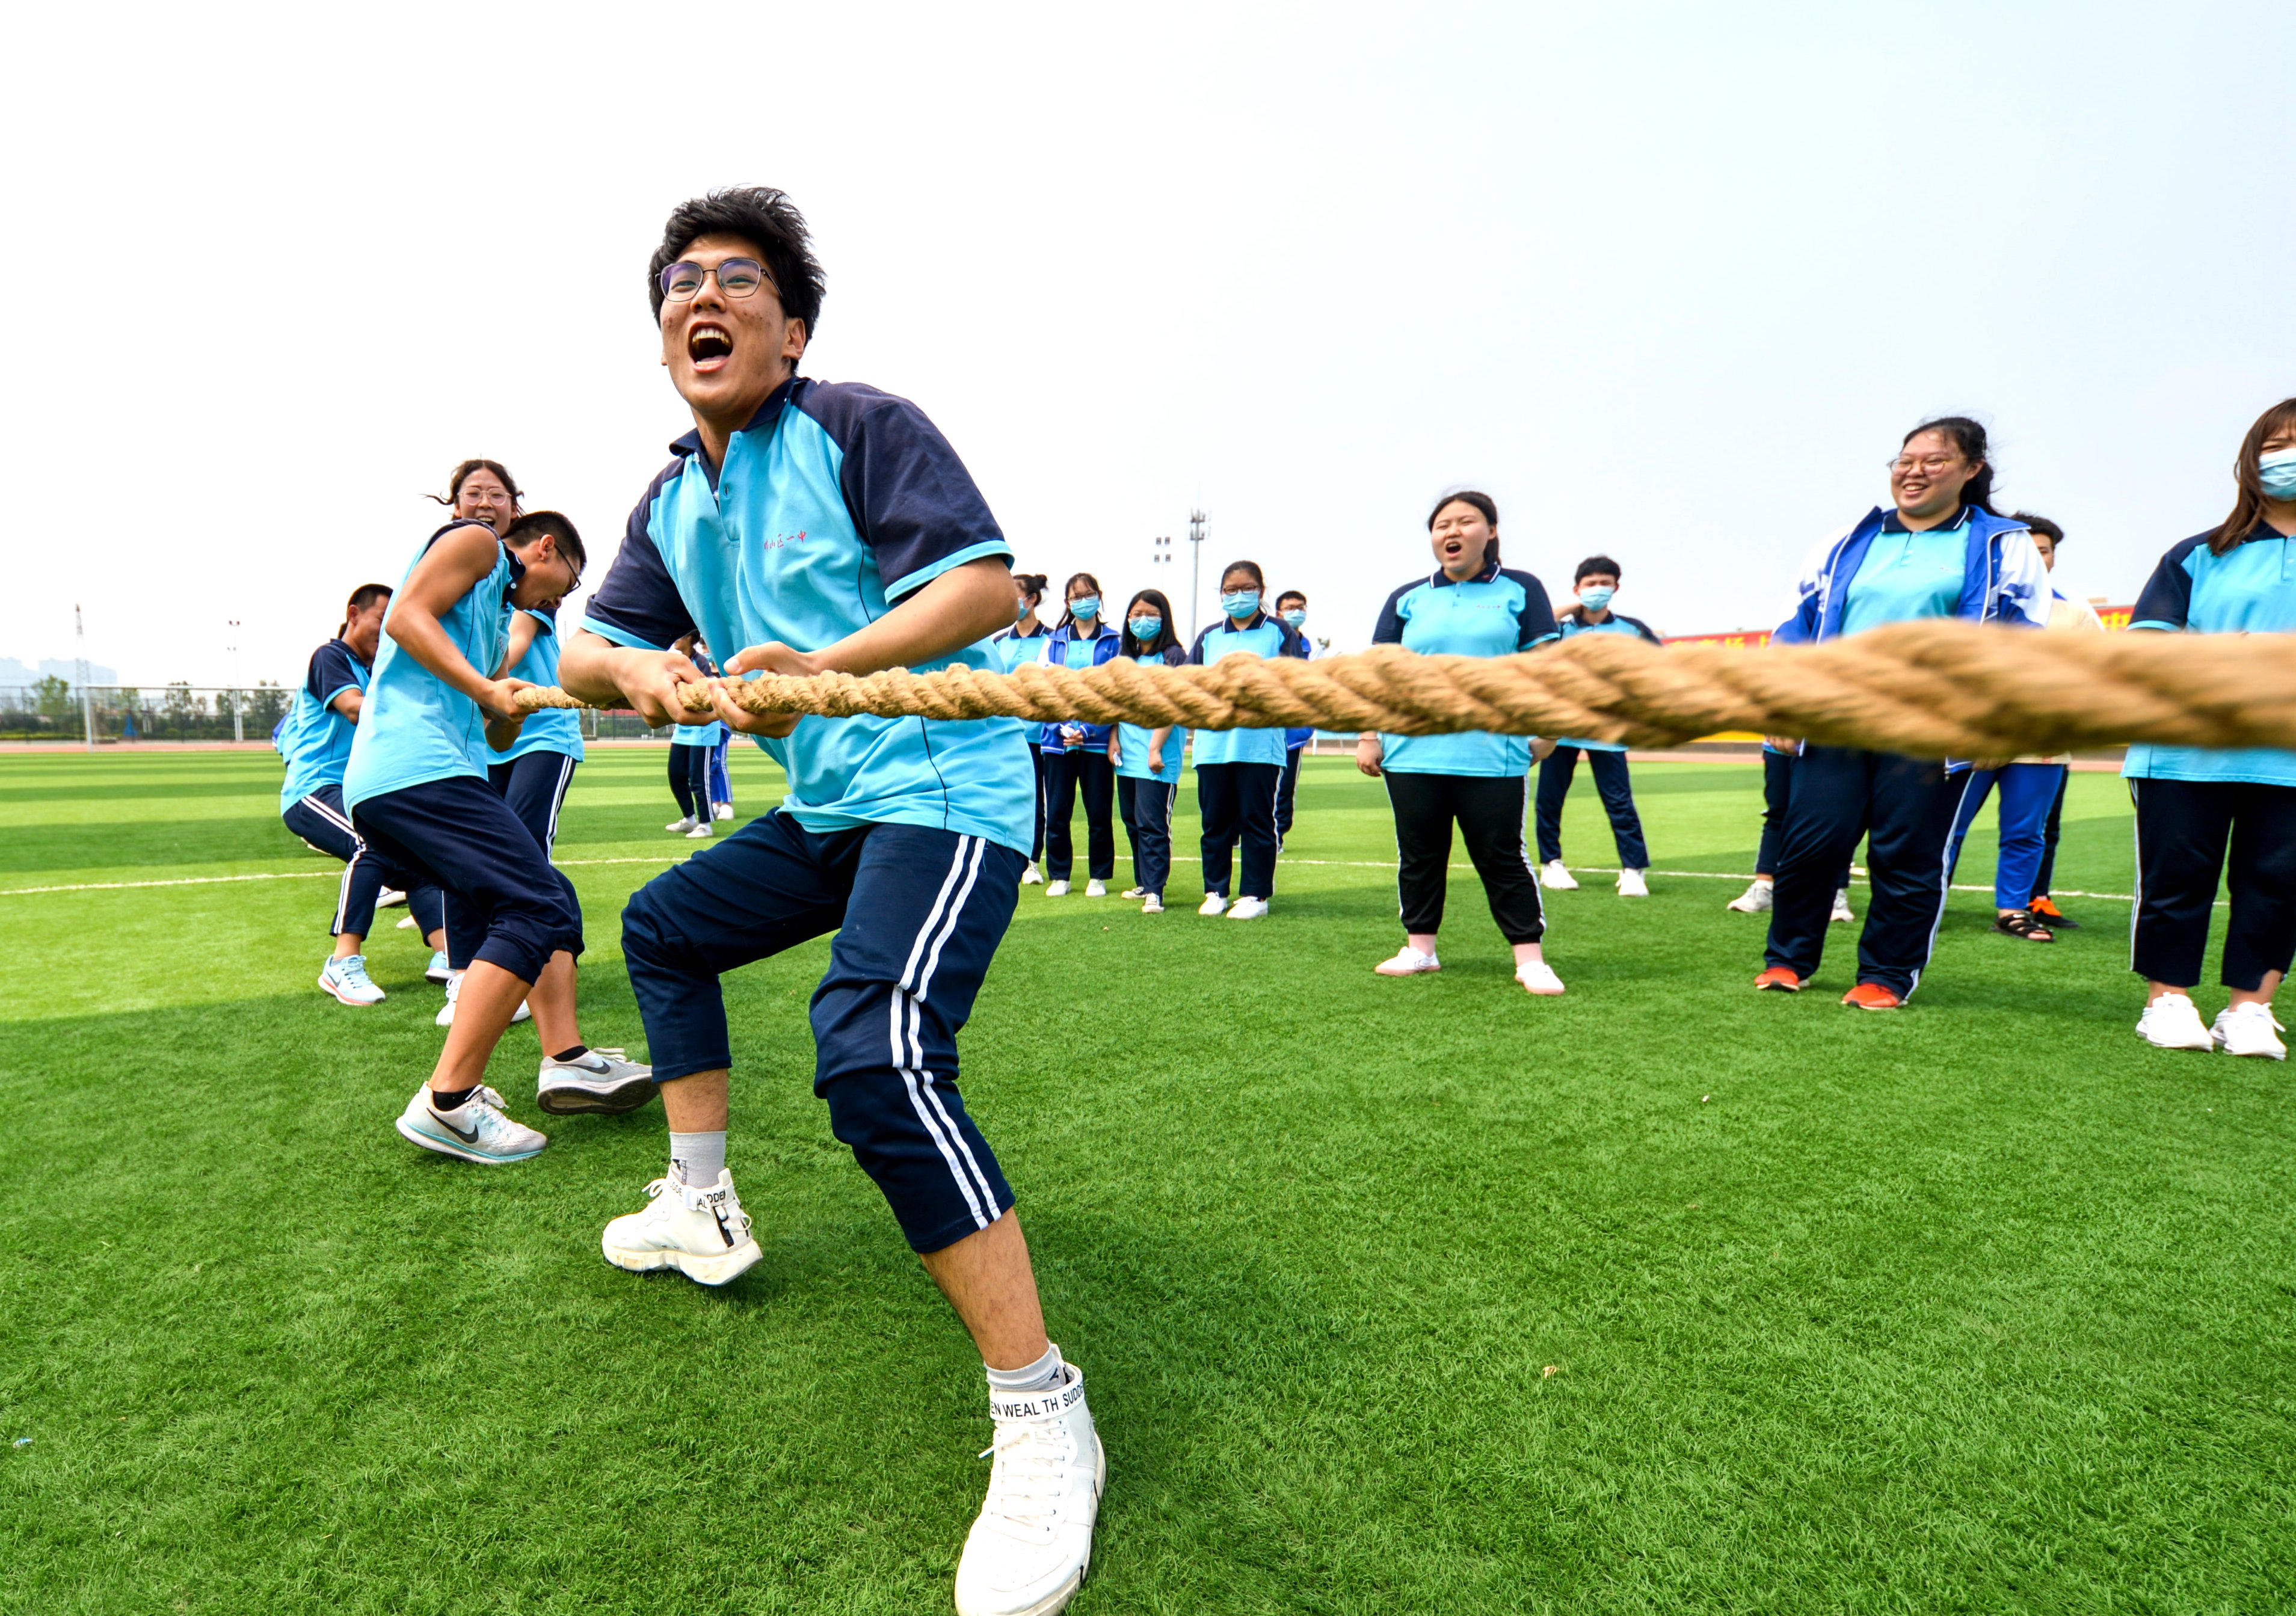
558,188,1103,1616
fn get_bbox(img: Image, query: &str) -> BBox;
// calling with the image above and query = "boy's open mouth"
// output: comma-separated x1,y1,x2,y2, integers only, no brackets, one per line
688,322,733,366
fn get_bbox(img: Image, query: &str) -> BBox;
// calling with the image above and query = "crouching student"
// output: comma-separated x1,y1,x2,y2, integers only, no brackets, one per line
343,510,630,1166
1110,589,1186,912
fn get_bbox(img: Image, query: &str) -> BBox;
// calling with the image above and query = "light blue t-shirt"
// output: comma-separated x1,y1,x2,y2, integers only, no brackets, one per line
1043,629,1113,754
672,719,727,746
1370,566,1560,776
489,606,585,765
343,524,516,814
992,626,1050,674
1554,613,1663,753
1114,647,1187,783
277,638,368,811
2125,527,2296,787
1186,613,1310,767
1839,522,1971,639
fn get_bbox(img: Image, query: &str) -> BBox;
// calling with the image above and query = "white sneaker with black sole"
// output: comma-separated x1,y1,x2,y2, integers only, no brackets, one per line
601,1166,762,1286
1540,859,1578,891
536,1048,657,1114
318,954,386,1006
2211,1001,2288,1060
2136,991,2215,1051
1726,880,1773,914
434,971,530,1028
955,1362,1104,1616
395,1084,547,1164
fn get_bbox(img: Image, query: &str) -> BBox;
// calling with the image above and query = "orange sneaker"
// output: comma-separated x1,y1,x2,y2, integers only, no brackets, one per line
1753,966,1803,992
1841,982,1903,1010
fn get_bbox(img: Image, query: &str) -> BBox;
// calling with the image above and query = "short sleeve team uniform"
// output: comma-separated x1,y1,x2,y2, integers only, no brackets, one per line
482,604,585,874
1370,563,1558,945
2122,525,2296,991
1113,644,1187,896
582,375,1030,1255
277,637,445,944
665,649,725,829
1035,622,1122,883
341,522,584,988
1186,611,1310,902
1534,612,1662,873
989,625,1053,862
1762,505,2049,1000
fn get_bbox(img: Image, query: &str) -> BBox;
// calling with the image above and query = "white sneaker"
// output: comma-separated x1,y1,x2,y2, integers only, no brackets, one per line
537,1047,657,1114
665,815,697,834
395,1083,547,1164
601,1166,763,1286
1374,946,1441,976
434,971,530,1028
424,950,453,985
1197,893,1229,917
1140,894,1163,914
318,954,386,1006
1084,879,1107,898
1226,896,1270,920
1726,879,1773,914
955,1363,1104,1616
712,802,733,820
2137,991,2215,1051
685,819,713,839
1617,868,1649,897
1516,959,1567,996
1831,888,1856,925
1044,879,1071,897
2211,1001,2288,1060
1120,886,1145,900
377,887,407,908
1540,860,1578,891
396,914,418,929
1021,865,1044,886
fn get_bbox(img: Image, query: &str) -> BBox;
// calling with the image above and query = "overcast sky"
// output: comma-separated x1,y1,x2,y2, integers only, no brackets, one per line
4,1,2289,687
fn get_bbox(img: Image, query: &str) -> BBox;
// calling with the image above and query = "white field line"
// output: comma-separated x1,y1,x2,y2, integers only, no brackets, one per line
0,855,688,898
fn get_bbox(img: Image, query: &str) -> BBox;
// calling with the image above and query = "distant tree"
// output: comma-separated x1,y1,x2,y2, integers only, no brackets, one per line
248,680,289,730
32,674,72,720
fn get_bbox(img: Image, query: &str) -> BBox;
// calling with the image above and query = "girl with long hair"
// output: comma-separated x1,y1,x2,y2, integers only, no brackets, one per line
1035,573,1121,896
1108,588,1186,912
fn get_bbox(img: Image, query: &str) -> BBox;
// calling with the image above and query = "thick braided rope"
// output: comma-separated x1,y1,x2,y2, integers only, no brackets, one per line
511,618,2296,757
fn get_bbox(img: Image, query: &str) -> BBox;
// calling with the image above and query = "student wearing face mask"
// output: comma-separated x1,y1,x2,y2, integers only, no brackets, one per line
1189,560,1310,920
2125,398,2296,1058
1036,573,1122,898
1270,590,1316,849
1941,512,2103,943
1757,416,2049,1009
1108,589,1187,913
991,573,1053,884
1360,491,1567,995
1534,557,1663,897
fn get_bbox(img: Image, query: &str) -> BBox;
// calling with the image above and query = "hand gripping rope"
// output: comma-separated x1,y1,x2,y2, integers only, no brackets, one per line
509,618,2296,758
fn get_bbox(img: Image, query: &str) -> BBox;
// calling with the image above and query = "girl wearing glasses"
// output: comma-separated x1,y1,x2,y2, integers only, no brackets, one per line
1188,560,1310,919
1757,417,2049,1009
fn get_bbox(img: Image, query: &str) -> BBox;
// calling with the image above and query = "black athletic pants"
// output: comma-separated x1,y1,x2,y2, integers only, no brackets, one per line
2033,767,2070,897
668,743,712,820
1027,743,1048,864
446,751,581,969
1042,748,1115,881
282,783,445,942
1534,746,1649,868
1196,761,1281,900
2130,777,2296,991
1765,746,1969,998
1384,769,1545,944
1117,775,1177,896
1275,745,1305,844
1758,748,1853,889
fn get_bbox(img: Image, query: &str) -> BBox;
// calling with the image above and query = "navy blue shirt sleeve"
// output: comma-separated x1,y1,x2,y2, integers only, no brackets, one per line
2129,534,2207,631
799,382,1011,601
1371,583,1415,646
1276,621,1310,659
1159,645,1187,668
582,463,699,653
1186,627,1215,667
1505,570,1561,649
1620,613,1665,645
306,641,360,704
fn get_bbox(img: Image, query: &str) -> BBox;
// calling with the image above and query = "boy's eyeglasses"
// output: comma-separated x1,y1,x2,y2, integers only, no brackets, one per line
659,257,769,302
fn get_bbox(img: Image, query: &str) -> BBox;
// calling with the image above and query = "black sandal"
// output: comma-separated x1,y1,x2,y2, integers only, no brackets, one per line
1993,909,2055,943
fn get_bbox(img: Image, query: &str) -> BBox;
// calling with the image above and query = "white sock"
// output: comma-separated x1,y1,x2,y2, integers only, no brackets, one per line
985,1342,1065,1394
668,1130,726,1186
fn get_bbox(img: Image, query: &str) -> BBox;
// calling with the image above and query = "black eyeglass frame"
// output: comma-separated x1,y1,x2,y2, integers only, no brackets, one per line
658,257,772,303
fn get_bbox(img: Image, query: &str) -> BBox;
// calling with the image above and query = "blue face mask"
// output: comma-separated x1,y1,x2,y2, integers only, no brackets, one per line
2261,447,2296,502
1577,585,1615,611
1221,589,1261,621
1128,616,1162,642
1015,602,1033,624
1281,609,1306,627
1068,595,1100,622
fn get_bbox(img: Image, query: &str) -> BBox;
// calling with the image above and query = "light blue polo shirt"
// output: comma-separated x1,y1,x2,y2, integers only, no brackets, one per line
343,522,517,814
1115,645,1187,784
1371,564,1559,776
277,637,369,811
1839,518,1972,637
1554,612,1664,752
1186,612,1310,767
489,606,585,765
2125,526,2296,787
580,376,1034,853
991,626,1050,674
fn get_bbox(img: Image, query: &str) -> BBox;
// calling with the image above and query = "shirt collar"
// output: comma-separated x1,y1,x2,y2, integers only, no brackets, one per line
668,374,802,458
1218,610,1270,631
1429,558,1502,588
1880,505,1968,535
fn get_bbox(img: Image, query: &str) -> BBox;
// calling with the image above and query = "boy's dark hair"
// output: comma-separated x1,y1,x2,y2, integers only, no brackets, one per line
1903,416,1998,515
648,188,828,345
504,510,586,576
1574,555,1623,584
1275,590,1307,610
1124,589,1180,659
340,583,393,636
2012,511,2064,545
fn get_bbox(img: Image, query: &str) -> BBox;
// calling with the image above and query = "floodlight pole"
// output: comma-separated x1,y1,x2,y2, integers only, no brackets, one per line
228,619,243,742
75,604,93,752
1187,508,1206,642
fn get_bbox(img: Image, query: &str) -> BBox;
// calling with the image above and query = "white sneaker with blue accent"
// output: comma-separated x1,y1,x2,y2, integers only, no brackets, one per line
424,951,453,985
601,1166,762,1286
955,1362,1104,1616
537,1048,657,1115
2211,1001,2287,1060
318,954,385,1006
395,1084,547,1164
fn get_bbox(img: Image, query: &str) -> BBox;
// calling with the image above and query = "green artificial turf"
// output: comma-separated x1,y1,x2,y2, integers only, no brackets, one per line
1,747,2291,1614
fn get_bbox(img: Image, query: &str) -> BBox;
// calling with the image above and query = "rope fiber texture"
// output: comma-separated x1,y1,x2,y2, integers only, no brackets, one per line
513,618,2296,757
